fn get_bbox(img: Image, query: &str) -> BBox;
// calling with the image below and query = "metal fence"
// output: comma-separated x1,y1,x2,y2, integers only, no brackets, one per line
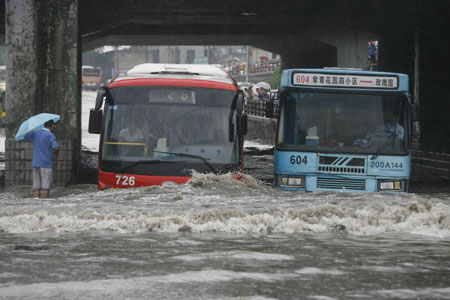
244,99,279,119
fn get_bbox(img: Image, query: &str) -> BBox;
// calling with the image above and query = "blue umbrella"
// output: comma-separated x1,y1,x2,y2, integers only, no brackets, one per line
15,113,60,141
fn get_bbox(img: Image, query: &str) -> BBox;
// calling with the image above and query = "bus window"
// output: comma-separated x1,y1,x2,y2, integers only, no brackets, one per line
277,91,408,156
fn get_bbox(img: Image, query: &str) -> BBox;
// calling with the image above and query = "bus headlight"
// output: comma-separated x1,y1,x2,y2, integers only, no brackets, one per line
280,176,304,187
379,180,402,191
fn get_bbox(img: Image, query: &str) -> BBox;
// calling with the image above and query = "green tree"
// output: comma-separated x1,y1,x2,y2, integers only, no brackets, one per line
270,66,282,90
0,46,6,66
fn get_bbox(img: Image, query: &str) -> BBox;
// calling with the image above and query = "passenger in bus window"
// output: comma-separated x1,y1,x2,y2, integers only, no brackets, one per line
119,117,145,143
119,117,145,156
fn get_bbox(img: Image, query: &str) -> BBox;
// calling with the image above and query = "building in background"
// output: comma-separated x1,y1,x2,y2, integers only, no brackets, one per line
82,45,277,83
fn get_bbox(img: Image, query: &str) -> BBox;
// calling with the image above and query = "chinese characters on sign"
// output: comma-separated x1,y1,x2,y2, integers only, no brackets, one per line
292,73,398,89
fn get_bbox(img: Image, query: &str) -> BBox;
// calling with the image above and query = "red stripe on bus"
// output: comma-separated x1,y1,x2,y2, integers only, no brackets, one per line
109,78,237,91
98,170,191,190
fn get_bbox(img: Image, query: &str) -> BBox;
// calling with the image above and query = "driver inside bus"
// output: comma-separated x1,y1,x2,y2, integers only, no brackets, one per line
372,110,404,141
355,110,404,149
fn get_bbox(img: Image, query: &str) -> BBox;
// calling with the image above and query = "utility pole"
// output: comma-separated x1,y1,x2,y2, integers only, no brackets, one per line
114,46,120,76
413,26,420,139
207,46,211,64
145,46,148,63
245,45,250,82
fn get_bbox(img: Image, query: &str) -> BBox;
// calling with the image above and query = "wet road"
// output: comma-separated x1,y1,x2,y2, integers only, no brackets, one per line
1,171,450,299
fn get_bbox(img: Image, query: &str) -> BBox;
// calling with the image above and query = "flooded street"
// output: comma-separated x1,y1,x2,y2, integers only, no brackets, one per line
1,175,450,299
0,92,450,299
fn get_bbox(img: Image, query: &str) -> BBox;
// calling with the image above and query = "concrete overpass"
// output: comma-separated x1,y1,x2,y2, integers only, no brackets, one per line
0,0,449,186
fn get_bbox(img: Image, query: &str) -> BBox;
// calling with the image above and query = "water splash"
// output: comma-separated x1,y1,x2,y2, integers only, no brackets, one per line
1,174,449,237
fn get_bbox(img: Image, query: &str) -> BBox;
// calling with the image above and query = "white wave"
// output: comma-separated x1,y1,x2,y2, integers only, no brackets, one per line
307,296,339,300
1,198,450,238
244,140,273,150
1,176,450,238
367,287,450,299
0,270,295,298
295,267,346,276
359,265,406,272
0,272,21,278
173,251,293,262
188,171,266,190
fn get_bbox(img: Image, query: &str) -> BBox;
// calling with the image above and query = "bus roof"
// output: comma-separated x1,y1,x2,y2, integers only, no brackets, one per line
281,68,409,93
127,63,228,78
109,63,237,90
82,65,101,69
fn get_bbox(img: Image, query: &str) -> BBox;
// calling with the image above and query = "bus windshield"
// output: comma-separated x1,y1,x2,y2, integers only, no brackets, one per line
277,91,409,155
100,86,238,173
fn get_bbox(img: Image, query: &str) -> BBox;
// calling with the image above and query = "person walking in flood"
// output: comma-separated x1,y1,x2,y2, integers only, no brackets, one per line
25,120,59,198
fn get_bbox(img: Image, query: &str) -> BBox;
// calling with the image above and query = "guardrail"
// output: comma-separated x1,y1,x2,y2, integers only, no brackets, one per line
244,99,279,119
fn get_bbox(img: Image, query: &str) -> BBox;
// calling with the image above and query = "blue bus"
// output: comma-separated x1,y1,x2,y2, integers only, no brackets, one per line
272,68,418,193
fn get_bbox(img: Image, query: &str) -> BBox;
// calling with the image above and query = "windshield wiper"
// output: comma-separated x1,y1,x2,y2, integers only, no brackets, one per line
152,150,217,173
117,160,179,173
370,135,397,160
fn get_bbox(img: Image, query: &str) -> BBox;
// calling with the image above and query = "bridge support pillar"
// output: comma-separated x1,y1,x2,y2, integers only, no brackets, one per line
378,29,415,78
279,36,337,69
379,22,450,153
417,24,450,153
4,0,80,187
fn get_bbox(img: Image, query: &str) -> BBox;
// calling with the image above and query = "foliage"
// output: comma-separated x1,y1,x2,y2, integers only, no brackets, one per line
270,66,282,90
0,46,5,66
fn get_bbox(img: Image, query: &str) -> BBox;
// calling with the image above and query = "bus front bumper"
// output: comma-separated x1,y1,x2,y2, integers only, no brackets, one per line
273,174,409,193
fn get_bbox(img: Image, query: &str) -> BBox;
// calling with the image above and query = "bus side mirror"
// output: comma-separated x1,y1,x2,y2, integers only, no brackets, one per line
411,104,420,122
236,91,245,113
236,114,247,136
229,123,234,142
95,87,108,110
89,109,102,134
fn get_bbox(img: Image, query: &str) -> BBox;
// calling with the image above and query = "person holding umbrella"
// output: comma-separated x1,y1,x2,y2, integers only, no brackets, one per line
18,115,60,198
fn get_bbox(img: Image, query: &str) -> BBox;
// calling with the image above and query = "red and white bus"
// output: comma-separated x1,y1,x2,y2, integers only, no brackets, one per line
88,63,247,190
82,65,102,90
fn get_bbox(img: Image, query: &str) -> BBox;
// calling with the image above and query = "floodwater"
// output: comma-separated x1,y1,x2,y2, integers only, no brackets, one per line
1,92,450,299
1,173,450,299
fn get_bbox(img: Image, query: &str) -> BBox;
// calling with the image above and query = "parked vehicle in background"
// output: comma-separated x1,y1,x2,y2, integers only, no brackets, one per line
89,63,247,190
82,65,102,90
270,68,419,193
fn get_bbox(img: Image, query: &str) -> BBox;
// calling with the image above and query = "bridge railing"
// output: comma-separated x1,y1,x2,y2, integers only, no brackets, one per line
244,99,279,119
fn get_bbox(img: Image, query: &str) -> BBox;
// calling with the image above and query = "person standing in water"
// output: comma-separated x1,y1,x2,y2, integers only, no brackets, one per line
25,120,59,198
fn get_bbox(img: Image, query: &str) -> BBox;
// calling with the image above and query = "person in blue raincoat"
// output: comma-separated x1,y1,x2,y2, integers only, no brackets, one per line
25,120,59,198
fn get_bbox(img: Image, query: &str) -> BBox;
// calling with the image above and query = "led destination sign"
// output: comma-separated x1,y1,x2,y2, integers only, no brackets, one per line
292,72,398,89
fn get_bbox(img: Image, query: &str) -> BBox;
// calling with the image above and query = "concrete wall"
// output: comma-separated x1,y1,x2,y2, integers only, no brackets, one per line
234,72,275,84
310,25,378,69
116,45,208,73
246,115,277,145
5,0,80,187
279,25,377,70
